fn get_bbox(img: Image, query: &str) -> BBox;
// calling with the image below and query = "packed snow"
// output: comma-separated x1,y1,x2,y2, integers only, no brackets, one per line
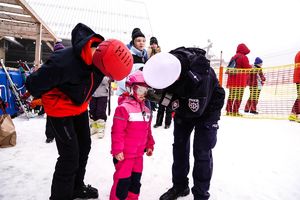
1,96,300,200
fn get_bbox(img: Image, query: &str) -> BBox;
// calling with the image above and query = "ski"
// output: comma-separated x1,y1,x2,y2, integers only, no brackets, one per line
0,59,33,119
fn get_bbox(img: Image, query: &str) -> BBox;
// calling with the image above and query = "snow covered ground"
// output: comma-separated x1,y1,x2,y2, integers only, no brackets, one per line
1,98,300,200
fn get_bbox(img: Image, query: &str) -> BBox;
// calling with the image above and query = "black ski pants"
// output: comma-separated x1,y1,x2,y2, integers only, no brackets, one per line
45,116,54,140
155,104,172,126
48,111,91,200
172,115,218,200
89,96,108,121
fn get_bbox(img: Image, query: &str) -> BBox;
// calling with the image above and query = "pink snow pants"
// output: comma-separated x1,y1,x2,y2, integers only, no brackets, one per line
110,156,143,200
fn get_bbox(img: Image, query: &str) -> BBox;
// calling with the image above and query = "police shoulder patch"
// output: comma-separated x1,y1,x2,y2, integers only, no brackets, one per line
188,98,199,112
172,99,180,110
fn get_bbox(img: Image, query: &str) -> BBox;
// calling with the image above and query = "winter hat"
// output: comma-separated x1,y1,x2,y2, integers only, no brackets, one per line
54,42,65,51
131,28,145,42
254,57,263,65
150,37,158,45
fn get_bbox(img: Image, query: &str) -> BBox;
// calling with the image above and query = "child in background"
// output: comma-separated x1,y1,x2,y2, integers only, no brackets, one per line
110,70,155,200
89,76,110,138
244,57,266,114
116,28,148,96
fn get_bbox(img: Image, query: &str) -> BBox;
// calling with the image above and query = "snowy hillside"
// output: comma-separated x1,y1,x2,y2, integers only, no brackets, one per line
1,99,300,200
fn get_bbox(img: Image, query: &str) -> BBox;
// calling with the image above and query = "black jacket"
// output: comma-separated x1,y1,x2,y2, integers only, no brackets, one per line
25,23,105,105
165,47,225,121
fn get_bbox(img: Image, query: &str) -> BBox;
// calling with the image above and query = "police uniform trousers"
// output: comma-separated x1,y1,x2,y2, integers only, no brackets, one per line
172,115,218,200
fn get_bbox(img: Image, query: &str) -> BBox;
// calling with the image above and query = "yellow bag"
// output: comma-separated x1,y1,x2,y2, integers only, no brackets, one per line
0,114,17,148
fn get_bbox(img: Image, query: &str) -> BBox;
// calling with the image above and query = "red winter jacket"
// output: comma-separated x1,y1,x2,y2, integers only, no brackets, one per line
247,66,266,87
226,43,252,88
294,51,300,83
111,95,154,158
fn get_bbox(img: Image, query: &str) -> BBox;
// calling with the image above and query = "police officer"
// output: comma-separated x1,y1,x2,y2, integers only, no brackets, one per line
144,47,225,200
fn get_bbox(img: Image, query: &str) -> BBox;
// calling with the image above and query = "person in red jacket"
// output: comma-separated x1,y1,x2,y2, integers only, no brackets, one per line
225,43,252,116
110,70,154,200
289,51,300,122
25,23,133,200
244,57,266,114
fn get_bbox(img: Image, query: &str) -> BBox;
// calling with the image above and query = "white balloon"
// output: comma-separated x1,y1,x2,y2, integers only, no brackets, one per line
143,52,181,89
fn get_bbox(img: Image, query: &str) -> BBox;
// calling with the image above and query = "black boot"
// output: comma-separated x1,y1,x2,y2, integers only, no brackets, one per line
73,184,98,199
159,186,190,200
45,138,54,143
153,124,161,128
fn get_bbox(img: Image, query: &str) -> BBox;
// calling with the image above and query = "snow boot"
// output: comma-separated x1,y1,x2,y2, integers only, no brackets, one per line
288,113,297,121
96,119,106,139
295,115,300,123
90,119,98,135
159,186,190,200
72,184,98,199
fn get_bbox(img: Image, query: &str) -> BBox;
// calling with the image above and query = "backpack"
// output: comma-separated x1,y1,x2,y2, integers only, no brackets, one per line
227,55,241,68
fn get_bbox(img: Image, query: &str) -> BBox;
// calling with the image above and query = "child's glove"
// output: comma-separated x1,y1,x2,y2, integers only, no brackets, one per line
146,148,153,156
114,152,124,161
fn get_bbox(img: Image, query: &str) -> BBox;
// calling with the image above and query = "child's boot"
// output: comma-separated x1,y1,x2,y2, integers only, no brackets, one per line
96,119,106,139
90,119,98,135
288,113,297,121
296,115,300,123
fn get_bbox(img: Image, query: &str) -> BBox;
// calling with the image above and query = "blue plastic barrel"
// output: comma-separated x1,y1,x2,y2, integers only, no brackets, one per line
0,68,26,116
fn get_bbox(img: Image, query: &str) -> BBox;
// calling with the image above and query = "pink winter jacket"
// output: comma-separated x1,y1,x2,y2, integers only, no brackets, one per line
111,95,155,158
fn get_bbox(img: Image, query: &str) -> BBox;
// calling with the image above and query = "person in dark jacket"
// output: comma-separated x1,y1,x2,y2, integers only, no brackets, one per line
144,47,225,200
25,23,133,200
46,41,66,143
148,37,173,129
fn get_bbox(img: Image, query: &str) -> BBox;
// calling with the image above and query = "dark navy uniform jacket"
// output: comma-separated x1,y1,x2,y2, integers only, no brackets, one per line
165,47,225,122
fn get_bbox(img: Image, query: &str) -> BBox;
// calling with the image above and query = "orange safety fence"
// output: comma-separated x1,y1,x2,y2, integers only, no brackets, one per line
214,63,300,120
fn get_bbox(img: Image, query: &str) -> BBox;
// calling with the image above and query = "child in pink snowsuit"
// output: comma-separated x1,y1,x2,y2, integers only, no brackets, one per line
110,70,155,200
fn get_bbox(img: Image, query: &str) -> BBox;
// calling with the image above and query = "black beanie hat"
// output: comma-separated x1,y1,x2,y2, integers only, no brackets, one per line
150,37,158,45
131,28,145,42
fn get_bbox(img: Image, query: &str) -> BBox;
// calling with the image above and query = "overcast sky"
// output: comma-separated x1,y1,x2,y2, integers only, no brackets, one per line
143,0,300,66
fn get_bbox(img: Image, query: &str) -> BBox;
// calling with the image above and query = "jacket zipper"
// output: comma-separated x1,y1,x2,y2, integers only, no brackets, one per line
84,73,94,103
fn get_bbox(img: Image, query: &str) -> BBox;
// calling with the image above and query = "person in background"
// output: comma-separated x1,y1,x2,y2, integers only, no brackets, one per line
147,36,161,57
28,42,66,143
244,57,266,114
148,36,172,129
46,42,66,143
26,23,133,200
110,70,154,200
225,43,252,116
289,51,300,122
126,28,148,61
89,76,110,138
117,28,148,96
